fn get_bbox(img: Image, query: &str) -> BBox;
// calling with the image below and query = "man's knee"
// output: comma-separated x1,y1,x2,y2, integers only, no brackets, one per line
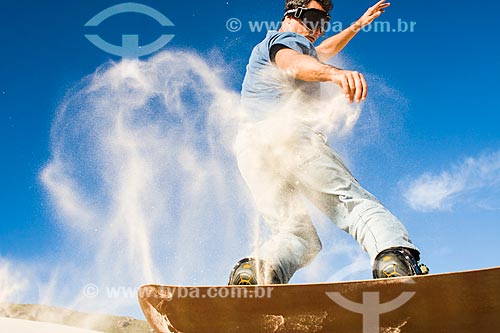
302,232,322,264
311,234,323,255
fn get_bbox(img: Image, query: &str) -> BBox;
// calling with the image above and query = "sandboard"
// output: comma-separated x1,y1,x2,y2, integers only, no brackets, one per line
138,266,500,332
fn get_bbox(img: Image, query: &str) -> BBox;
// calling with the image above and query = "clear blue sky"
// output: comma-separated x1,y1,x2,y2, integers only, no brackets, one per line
0,0,499,317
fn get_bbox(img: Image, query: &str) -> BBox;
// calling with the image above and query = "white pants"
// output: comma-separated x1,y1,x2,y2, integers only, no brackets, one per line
234,119,418,283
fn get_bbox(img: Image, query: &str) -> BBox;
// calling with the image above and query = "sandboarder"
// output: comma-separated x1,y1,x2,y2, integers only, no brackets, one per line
229,0,428,285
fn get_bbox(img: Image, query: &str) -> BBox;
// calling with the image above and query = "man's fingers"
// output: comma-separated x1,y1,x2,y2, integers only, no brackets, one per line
353,72,363,103
371,0,387,11
347,74,356,102
377,1,391,8
341,75,350,99
378,4,390,12
373,4,389,14
360,73,368,101
372,1,390,13
335,71,367,103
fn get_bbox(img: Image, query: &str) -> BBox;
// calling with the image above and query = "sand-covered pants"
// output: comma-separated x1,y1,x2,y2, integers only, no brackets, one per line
234,119,418,284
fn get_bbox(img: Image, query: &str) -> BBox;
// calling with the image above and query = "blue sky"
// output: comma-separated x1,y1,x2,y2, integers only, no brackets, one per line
0,0,499,317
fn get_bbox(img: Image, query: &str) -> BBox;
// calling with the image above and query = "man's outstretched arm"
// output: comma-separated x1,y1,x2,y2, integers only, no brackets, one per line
275,48,367,103
316,0,390,62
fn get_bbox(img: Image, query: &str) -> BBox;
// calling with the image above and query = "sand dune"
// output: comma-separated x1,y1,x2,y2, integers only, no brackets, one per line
0,317,105,333
0,304,152,333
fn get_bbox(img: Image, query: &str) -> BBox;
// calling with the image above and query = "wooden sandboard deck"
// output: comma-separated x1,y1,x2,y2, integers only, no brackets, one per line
139,266,500,332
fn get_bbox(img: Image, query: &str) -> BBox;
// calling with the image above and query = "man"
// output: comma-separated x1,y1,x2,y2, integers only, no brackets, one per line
229,0,428,285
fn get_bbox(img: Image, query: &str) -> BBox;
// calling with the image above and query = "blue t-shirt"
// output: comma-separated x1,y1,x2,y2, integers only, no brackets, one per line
241,31,321,119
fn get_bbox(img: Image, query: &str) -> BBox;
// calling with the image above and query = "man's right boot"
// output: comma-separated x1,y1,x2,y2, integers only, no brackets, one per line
372,247,429,279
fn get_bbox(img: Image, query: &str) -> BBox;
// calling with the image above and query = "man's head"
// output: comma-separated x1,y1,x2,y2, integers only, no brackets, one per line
281,0,332,43
285,0,332,12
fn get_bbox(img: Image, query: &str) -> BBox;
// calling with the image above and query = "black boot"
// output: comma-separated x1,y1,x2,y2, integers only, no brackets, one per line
372,247,429,279
228,258,282,285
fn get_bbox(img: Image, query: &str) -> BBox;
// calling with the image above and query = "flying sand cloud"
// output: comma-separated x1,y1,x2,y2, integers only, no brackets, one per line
0,259,28,306
2,48,400,320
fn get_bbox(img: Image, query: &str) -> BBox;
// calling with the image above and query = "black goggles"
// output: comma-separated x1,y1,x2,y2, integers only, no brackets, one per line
283,7,331,33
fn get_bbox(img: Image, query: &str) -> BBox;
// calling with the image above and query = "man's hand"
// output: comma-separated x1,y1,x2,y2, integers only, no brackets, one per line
329,68,367,103
273,49,368,103
352,0,391,32
316,0,390,61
